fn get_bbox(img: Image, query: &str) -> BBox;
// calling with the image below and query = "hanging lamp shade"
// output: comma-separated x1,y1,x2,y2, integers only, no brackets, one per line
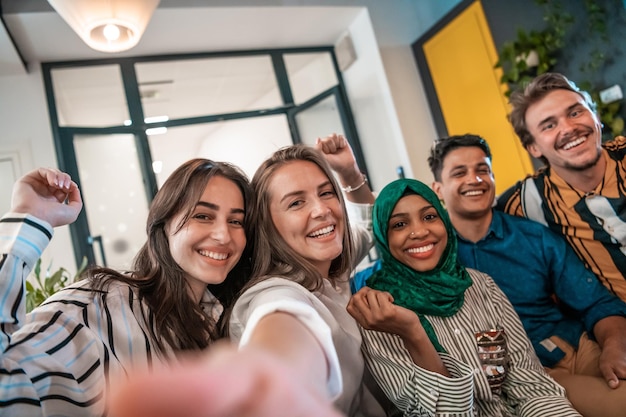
47,0,161,53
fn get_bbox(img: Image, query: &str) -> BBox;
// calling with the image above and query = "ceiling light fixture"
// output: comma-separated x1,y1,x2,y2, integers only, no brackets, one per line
47,0,161,53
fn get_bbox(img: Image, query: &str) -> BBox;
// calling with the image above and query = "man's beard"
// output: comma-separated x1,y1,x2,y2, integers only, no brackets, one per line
565,146,602,171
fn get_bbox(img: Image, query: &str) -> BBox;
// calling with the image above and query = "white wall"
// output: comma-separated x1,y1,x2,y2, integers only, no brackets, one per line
0,66,77,273
341,10,413,192
0,8,440,274
379,45,438,185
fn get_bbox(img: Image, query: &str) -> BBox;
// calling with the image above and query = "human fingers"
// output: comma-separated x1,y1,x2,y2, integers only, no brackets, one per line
347,287,370,312
38,167,73,191
317,133,348,153
40,169,82,226
362,288,394,307
347,289,373,326
348,289,394,330
12,168,82,226
346,302,365,326
109,343,343,417
604,371,620,389
603,365,625,389
316,135,338,154
53,182,83,226
599,360,621,389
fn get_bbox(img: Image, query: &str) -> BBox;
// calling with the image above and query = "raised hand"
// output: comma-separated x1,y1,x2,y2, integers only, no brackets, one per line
108,342,344,417
315,133,360,179
316,133,374,204
10,167,82,227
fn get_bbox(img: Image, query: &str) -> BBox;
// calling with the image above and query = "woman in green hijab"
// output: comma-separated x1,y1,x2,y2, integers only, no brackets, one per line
347,179,580,417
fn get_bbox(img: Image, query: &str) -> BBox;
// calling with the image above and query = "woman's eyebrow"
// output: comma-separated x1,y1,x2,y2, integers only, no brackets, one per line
197,201,244,214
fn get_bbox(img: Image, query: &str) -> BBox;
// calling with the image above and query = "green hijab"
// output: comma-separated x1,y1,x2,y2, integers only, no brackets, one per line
367,179,472,352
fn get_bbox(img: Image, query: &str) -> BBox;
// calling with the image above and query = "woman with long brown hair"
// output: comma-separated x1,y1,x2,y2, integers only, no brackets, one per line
0,159,252,416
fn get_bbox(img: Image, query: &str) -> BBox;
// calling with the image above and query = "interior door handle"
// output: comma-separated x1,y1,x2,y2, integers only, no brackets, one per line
87,235,108,267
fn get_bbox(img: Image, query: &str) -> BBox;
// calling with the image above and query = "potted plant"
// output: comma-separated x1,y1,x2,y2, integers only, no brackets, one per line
495,0,573,96
494,28,558,96
26,257,88,313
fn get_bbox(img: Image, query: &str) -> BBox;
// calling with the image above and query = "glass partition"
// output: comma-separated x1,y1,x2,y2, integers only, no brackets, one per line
294,94,344,146
51,65,129,127
43,48,361,266
148,114,292,183
74,134,149,269
135,56,282,121
285,52,337,104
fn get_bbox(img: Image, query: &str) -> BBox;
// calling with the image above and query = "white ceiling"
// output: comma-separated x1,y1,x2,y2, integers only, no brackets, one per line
0,0,459,76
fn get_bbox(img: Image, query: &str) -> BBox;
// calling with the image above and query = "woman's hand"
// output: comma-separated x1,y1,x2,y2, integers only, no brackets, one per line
316,133,374,204
315,133,359,179
108,342,344,417
347,287,422,339
348,287,450,376
11,167,82,227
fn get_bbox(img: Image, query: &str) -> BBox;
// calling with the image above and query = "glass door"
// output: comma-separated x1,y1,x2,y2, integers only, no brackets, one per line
73,133,150,270
43,48,366,269
67,114,294,269
289,87,369,179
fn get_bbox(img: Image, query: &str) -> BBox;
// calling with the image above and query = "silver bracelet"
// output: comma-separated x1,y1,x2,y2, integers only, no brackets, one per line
341,174,368,193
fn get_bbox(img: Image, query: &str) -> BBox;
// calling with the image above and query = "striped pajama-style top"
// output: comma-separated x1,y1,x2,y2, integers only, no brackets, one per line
497,137,626,301
0,214,222,416
360,269,581,417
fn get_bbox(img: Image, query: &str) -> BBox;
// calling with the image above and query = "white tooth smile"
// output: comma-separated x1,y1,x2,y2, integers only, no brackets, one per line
406,244,433,254
199,250,228,260
464,190,484,196
308,225,335,238
562,137,586,150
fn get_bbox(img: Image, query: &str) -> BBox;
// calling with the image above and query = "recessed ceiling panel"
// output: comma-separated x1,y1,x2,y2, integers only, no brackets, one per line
135,55,282,120
51,64,129,127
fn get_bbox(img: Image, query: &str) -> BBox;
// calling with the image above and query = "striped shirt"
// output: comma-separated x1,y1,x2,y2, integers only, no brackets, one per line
360,269,580,417
0,214,223,416
497,137,626,301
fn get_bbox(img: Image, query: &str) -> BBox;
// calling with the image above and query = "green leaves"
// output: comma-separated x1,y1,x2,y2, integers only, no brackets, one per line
25,257,88,313
495,19,570,96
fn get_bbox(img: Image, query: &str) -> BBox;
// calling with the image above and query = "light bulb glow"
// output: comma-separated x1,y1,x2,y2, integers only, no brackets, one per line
103,24,121,41
48,0,161,53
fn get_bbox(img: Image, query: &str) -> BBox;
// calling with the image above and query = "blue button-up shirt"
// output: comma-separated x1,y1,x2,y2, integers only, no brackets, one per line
456,210,626,367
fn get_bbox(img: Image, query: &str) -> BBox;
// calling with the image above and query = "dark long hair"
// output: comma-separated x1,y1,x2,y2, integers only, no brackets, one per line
87,159,252,353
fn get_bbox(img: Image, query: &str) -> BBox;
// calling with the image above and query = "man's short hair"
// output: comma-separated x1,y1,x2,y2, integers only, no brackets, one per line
508,72,597,149
428,134,492,181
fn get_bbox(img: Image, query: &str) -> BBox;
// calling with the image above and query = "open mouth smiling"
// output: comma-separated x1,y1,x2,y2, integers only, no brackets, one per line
406,243,434,254
198,250,229,260
308,225,335,238
462,189,485,196
560,136,587,151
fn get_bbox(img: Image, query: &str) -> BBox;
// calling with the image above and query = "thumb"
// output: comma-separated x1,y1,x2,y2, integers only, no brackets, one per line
600,366,620,389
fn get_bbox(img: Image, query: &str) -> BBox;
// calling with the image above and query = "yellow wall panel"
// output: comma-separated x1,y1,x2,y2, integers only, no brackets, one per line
423,1,532,193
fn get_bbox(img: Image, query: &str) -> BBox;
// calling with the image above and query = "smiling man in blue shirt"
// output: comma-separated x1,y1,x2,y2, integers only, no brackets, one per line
428,134,626,417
